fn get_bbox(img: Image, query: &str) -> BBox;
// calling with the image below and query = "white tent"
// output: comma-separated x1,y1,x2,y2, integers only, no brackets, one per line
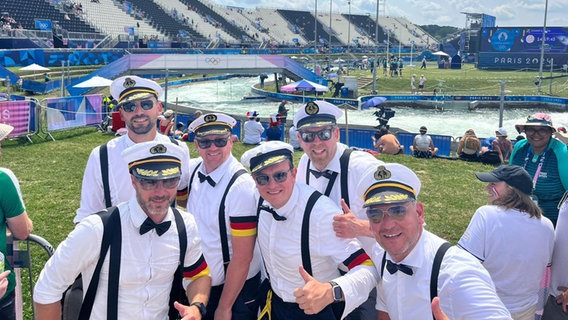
431,51,450,57
73,76,113,88
19,63,50,72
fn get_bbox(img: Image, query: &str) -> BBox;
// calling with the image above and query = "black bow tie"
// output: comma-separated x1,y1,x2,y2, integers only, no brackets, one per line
310,169,334,179
386,260,414,276
198,172,216,187
259,205,287,221
139,217,171,236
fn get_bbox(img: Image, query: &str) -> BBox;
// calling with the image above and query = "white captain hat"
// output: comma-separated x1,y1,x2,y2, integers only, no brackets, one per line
122,141,184,180
110,75,163,106
241,141,294,174
292,100,343,130
357,163,421,207
188,113,236,137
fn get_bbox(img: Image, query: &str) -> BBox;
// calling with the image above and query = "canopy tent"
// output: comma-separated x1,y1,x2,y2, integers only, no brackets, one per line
73,76,113,88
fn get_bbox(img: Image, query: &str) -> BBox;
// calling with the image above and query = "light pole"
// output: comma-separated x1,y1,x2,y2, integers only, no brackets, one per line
537,0,549,93
314,0,318,71
329,0,332,52
409,40,415,66
372,0,379,94
347,1,351,52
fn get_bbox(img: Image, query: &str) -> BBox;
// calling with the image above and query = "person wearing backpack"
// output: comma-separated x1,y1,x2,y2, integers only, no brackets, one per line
358,163,512,319
34,141,211,320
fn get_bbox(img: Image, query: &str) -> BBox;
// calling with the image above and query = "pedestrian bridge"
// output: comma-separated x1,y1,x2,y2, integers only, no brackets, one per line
67,54,324,96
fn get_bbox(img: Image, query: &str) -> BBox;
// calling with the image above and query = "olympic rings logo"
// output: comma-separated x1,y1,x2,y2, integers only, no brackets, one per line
205,57,221,65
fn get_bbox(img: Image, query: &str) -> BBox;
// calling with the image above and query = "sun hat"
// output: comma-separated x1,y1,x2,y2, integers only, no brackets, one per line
515,113,556,134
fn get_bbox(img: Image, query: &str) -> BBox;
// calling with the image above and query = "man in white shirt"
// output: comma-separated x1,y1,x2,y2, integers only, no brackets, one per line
34,141,211,320
75,76,191,223
186,113,261,319
241,141,378,320
294,100,384,320
358,163,512,320
242,111,264,145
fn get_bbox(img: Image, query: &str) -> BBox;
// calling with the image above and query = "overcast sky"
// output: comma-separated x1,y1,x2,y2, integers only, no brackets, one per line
211,0,566,28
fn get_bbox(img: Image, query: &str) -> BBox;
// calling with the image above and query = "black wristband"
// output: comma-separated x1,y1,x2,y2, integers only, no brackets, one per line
190,301,207,317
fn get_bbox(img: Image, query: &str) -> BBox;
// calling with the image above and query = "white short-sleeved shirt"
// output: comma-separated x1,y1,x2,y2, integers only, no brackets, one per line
256,183,379,318
243,120,264,144
34,199,206,320
297,142,384,262
186,156,261,286
458,205,554,313
378,230,512,320
288,126,300,149
413,134,433,150
75,134,191,223
550,199,568,297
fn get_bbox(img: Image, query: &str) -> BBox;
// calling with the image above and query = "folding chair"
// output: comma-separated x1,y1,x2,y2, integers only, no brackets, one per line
7,233,55,320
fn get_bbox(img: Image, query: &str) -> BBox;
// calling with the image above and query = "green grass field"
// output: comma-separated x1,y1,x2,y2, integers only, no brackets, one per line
2,126,497,318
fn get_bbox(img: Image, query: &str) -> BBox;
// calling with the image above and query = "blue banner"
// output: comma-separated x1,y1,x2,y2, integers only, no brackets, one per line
35,19,52,31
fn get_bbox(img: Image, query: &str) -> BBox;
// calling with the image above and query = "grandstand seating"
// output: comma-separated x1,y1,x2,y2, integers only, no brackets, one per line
277,9,340,45
113,0,197,40
154,0,231,42
72,0,161,38
0,0,438,49
345,14,386,46
242,8,305,46
178,0,249,43
1,0,98,34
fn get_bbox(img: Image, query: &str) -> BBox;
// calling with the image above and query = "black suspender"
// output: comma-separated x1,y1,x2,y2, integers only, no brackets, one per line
79,207,187,320
301,191,323,276
79,206,120,320
380,241,452,319
430,242,452,302
168,208,188,319
187,162,248,277
219,169,248,276
339,149,352,208
305,148,352,205
99,143,112,208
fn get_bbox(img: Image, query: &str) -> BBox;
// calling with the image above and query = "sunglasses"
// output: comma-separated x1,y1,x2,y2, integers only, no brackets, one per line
136,177,180,190
366,202,414,223
195,136,230,149
524,127,550,136
253,170,291,186
121,99,155,113
299,127,334,143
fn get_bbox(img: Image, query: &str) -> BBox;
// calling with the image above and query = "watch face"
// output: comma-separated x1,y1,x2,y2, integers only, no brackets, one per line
332,284,343,301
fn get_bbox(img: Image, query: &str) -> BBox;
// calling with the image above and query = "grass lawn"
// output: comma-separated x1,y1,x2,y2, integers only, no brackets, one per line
2,126,497,318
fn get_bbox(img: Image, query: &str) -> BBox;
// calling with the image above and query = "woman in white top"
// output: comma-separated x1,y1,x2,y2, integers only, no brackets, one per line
458,165,554,320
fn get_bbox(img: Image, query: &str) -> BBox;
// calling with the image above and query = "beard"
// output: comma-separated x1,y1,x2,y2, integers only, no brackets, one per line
137,193,175,217
126,115,155,135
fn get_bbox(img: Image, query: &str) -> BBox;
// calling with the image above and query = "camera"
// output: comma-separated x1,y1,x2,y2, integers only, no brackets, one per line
373,106,395,130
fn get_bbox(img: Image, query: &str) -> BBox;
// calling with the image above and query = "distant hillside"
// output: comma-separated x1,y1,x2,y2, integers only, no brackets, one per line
420,25,461,41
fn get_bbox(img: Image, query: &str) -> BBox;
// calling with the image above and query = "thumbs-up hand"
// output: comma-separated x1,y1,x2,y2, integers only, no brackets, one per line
332,199,370,238
293,266,334,315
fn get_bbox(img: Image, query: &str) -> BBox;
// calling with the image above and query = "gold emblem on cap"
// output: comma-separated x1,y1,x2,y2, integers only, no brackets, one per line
305,102,319,115
374,165,391,180
123,77,136,88
204,114,217,123
150,144,167,154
